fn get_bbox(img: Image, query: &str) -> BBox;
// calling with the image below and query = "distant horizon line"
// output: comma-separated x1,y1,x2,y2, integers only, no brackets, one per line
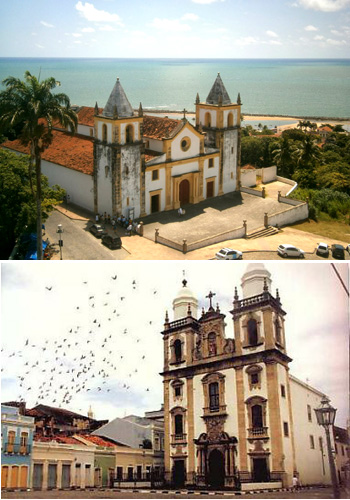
1,56,350,61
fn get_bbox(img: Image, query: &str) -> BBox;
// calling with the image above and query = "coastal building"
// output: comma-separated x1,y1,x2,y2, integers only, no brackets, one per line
160,264,335,490
333,426,350,485
1,74,241,219
93,414,164,481
1,404,35,490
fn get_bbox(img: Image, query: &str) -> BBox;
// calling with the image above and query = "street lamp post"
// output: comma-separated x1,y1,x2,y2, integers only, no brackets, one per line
57,224,64,260
314,397,340,499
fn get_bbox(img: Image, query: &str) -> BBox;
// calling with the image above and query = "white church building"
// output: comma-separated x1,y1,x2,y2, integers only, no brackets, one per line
2,74,241,220
161,264,335,490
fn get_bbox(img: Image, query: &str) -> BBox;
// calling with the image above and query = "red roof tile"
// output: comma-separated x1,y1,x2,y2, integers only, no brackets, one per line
77,106,102,127
2,131,94,175
79,435,116,447
143,115,181,140
144,149,164,163
34,435,83,445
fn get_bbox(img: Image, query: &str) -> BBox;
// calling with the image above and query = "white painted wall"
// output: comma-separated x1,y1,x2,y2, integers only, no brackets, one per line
268,204,309,227
96,146,113,215
145,168,166,215
147,138,163,153
241,169,257,187
203,157,219,197
41,160,94,212
97,121,112,142
262,166,277,183
222,129,238,194
223,109,238,127
277,364,294,484
120,121,140,144
77,124,93,137
120,146,141,218
290,376,331,486
171,161,199,177
171,129,200,161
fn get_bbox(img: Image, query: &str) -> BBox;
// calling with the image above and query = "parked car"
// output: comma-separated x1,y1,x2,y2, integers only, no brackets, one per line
277,244,305,259
102,234,122,249
316,242,329,257
331,244,345,260
215,248,243,260
89,224,107,238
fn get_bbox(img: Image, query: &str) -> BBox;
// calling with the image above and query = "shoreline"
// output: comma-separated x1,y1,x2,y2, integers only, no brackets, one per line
142,109,350,123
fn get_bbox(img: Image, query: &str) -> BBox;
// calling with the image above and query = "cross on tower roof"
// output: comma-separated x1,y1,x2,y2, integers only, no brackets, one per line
182,108,187,120
206,291,216,310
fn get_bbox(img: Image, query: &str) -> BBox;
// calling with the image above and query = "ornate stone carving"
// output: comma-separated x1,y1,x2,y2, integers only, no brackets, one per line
205,415,226,442
223,338,235,354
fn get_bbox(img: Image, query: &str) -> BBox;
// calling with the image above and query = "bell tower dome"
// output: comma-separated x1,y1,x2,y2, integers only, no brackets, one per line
241,263,272,298
172,279,198,320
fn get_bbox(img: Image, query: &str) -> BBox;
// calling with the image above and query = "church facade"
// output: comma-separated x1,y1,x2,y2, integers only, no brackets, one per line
161,265,333,490
2,74,241,220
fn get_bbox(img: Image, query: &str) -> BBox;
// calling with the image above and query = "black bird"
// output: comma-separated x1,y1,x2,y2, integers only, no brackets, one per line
112,275,117,280
45,287,52,291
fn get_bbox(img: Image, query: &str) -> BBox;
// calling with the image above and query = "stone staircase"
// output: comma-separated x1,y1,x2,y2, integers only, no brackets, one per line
246,226,280,239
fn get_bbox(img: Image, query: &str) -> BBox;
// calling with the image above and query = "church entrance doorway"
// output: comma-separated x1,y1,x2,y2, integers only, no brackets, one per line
208,449,225,489
151,194,160,213
252,458,269,482
173,459,186,488
206,180,214,198
179,179,190,205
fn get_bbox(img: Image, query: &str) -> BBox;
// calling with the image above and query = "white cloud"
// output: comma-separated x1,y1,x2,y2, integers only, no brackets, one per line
98,25,116,32
305,24,318,31
314,34,325,39
75,1,123,24
72,33,82,38
191,0,225,3
81,27,95,33
31,32,37,36
182,13,199,21
266,30,278,37
35,43,44,48
150,18,191,32
235,36,259,45
325,37,347,43
297,0,350,12
74,40,82,44
331,29,342,34
268,39,282,45
40,21,54,28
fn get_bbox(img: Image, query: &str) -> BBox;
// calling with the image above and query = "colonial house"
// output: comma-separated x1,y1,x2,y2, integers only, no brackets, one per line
160,264,335,490
1,74,241,219
333,426,350,485
1,404,35,490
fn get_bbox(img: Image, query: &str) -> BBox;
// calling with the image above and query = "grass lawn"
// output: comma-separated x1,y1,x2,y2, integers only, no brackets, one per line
291,214,350,242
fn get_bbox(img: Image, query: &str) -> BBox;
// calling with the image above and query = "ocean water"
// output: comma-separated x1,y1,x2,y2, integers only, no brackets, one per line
0,58,349,118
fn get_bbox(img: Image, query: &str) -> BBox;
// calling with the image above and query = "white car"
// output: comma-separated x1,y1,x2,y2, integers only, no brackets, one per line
216,248,243,260
277,244,305,259
316,242,329,257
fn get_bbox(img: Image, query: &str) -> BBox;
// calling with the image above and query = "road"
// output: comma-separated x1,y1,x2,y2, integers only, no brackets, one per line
45,210,129,260
1,486,347,499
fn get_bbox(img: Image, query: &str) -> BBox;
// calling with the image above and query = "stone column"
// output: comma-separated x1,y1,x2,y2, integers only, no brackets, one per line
57,462,62,490
42,460,49,490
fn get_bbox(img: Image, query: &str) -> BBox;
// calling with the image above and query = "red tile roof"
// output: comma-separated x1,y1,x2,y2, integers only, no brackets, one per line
2,131,94,175
34,435,83,445
77,106,102,127
318,126,332,132
143,115,181,140
241,164,256,170
144,149,164,163
79,434,116,448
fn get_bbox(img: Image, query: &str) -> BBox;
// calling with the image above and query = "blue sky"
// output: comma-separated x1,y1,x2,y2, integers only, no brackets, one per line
1,261,349,427
0,0,350,58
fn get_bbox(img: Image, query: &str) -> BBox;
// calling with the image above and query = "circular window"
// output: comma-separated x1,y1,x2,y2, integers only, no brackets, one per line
181,136,191,152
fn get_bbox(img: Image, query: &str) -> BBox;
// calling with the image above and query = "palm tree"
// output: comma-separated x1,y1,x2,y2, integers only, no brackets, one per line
272,136,296,177
0,71,77,259
294,134,321,169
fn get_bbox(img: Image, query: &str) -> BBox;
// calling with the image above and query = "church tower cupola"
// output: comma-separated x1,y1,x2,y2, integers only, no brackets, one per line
206,73,231,105
241,263,272,298
102,77,134,118
172,279,198,320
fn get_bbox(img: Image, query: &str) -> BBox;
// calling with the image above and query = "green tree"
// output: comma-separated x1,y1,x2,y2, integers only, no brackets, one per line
272,136,296,177
294,135,321,169
0,71,77,259
0,149,65,259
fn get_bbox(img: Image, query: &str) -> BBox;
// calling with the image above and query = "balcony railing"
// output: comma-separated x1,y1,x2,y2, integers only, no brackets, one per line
3,443,31,455
248,427,269,438
171,433,187,443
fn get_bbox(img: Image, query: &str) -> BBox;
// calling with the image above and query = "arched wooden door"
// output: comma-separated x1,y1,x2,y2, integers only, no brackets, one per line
179,179,190,205
208,449,225,489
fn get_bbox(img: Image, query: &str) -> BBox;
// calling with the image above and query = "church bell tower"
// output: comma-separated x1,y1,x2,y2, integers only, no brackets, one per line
93,78,145,218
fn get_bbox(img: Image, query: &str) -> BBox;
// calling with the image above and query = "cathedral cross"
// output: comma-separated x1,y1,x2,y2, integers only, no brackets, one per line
182,108,187,120
206,291,216,309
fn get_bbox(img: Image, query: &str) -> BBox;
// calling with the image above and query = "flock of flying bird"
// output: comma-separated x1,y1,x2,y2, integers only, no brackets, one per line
2,273,163,414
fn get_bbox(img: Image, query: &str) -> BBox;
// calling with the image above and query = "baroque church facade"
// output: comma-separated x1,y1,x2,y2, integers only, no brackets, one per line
3,74,241,219
161,265,333,490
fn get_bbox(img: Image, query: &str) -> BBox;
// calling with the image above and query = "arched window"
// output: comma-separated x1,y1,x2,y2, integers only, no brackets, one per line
174,414,183,436
209,382,219,411
174,339,182,363
7,431,15,453
275,319,282,344
208,332,217,356
247,319,258,346
102,124,107,142
252,405,263,428
205,112,211,127
126,124,134,144
227,113,233,127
